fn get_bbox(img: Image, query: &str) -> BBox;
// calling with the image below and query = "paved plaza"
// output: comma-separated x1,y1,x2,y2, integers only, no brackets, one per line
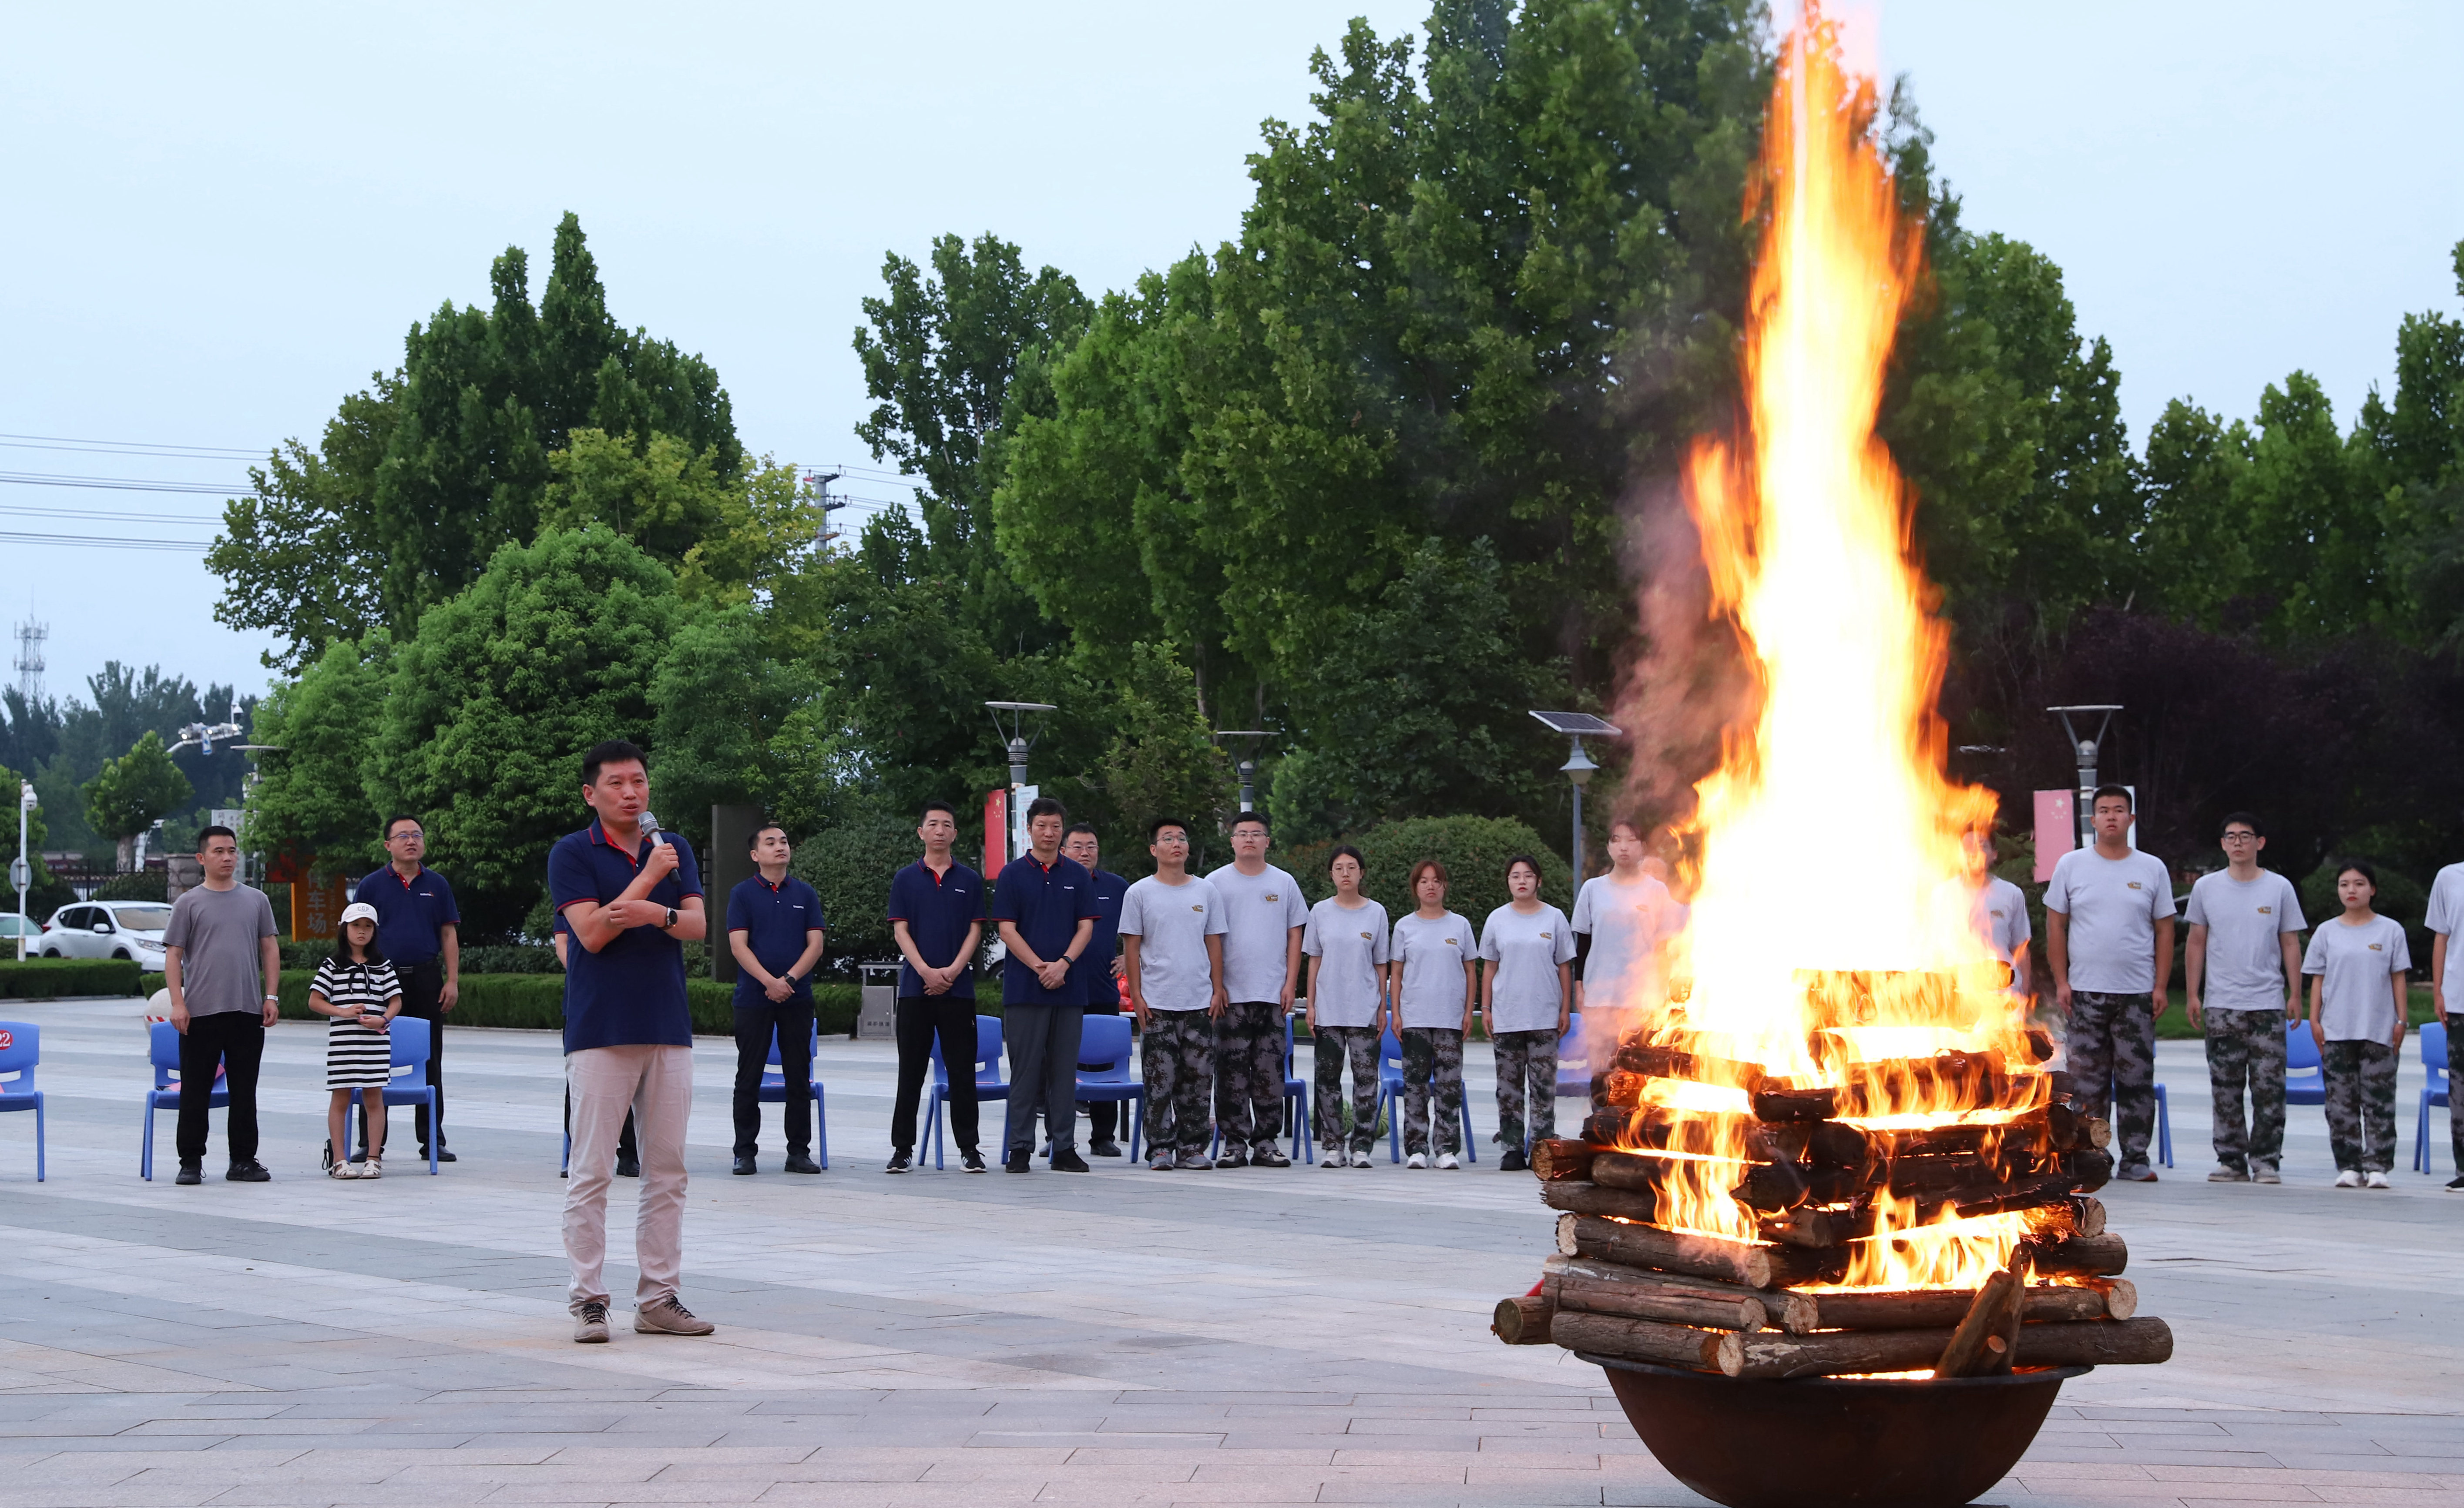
0,993,2456,1507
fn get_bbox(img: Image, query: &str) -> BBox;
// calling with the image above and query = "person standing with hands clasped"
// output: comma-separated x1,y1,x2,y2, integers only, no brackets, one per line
2043,785,2176,1184
310,903,400,1180
991,797,1096,1174
2184,813,2304,1185
1061,824,1131,1158
549,741,712,1345
1205,814,1306,1168
2304,861,2410,1189
886,802,985,1173
724,824,826,1176
162,825,280,1186
1480,855,1574,1173
1120,818,1227,1171
1303,847,1389,1169
350,817,459,1163
1390,861,1477,1170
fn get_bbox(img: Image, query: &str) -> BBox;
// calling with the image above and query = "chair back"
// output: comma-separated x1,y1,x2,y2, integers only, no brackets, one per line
765,1016,821,1076
149,1019,182,1086
0,1020,35,1093
1282,1012,1297,1076
1077,1015,1134,1082
1560,1009,1586,1066
2426,1022,2451,1091
387,1016,431,1076
2285,1019,2325,1079
1379,1029,1405,1086
945,1014,1003,1087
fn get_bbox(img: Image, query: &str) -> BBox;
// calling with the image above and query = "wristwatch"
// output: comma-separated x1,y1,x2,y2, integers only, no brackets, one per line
664,907,678,929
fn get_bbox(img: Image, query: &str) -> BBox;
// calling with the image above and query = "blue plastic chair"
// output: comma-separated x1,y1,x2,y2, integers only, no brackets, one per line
2414,1022,2450,1175
2285,1019,2327,1106
141,1019,226,1181
1214,1014,1313,1163
0,1021,44,1182
2099,1080,2172,1169
1074,1015,1145,1162
1378,1029,1477,1164
925,1014,1008,1170
1552,1010,1590,1101
342,1017,440,1175
755,1016,828,1170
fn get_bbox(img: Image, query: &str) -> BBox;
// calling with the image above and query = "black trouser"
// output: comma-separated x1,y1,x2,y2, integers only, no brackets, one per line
1081,999,1121,1144
176,1011,265,1166
891,997,979,1153
732,1000,816,1156
1002,1003,1084,1156
564,1086,636,1163
376,958,446,1150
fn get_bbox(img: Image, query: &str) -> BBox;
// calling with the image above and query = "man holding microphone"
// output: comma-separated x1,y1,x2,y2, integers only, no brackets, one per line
549,740,712,1344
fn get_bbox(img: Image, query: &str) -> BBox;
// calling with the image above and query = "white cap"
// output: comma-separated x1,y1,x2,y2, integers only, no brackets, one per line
339,902,380,927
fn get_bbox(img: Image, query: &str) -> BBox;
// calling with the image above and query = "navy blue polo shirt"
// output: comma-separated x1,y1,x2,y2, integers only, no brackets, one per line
351,865,460,966
991,853,1098,1005
547,819,703,1052
886,860,983,999
1070,868,1128,1008
725,873,824,1008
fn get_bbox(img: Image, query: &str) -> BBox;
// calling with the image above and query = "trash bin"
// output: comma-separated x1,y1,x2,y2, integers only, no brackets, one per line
857,963,899,1040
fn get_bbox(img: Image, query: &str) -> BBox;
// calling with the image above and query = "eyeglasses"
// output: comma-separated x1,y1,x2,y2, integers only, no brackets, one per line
2221,832,2259,842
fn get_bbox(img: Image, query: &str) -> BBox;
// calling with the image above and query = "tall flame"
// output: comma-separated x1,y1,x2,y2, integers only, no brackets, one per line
1635,13,2030,1290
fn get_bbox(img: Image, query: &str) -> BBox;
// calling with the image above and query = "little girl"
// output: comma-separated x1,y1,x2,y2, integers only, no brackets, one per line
1303,847,1389,1168
312,901,402,1179
2302,860,2410,1188
1479,855,1574,1173
1388,859,1477,1170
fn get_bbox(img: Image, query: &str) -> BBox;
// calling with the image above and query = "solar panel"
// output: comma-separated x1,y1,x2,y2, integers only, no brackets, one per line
1528,710,1622,737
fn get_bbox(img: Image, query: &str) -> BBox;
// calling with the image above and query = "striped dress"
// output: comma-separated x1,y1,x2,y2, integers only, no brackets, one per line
316,957,401,1089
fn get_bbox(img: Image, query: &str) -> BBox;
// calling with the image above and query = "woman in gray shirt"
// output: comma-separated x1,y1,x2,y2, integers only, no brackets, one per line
2302,860,2410,1189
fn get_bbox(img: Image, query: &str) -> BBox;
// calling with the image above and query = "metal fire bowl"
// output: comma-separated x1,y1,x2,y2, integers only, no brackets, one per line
1581,1354,2090,1508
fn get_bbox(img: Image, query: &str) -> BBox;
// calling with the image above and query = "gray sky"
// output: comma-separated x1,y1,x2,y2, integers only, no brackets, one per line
3,2,2457,708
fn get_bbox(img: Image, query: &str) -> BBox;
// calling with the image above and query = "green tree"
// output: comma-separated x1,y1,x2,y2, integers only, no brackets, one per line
240,633,395,878
369,526,685,936
2136,399,2254,626
0,760,69,922
1098,644,1234,844
83,732,193,872
206,380,397,673
541,432,819,603
648,603,816,853
792,814,932,970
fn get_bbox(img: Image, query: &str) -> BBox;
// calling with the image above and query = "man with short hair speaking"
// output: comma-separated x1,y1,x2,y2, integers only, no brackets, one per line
549,740,713,1344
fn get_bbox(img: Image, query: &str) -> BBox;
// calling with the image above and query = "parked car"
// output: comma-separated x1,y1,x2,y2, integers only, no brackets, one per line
37,901,173,967
0,914,39,943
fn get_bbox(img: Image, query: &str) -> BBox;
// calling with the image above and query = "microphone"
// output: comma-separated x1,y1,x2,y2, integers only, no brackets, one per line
641,810,668,848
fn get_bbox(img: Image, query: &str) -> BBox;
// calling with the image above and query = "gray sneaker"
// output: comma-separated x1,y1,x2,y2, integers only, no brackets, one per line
1251,1145,1292,1168
573,1300,610,1344
2207,1163,2249,1183
634,1296,714,1336
1215,1144,1248,1169
2252,1162,2282,1184
1175,1149,1214,1170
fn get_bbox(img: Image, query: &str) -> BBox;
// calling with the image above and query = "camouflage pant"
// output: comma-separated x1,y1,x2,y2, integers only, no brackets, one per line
2451,1026,2464,1171
2067,991,2157,1170
2203,1008,2288,1172
1140,1009,1213,1154
1213,1000,1287,1149
1492,1029,1559,1151
2321,1039,2399,1173
1311,1024,1380,1153
1401,1027,1465,1156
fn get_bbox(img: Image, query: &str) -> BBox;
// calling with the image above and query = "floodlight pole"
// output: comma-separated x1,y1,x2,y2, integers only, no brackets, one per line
985,701,1059,860
2048,705,2121,853
1212,731,1278,814
13,781,32,961
1563,740,1599,881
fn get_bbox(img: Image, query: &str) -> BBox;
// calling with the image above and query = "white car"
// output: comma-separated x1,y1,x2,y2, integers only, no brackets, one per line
38,901,173,967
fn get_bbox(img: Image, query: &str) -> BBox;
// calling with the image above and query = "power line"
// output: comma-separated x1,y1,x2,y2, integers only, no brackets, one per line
0,503,225,527
0,432,265,461
0,470,251,496
0,529,210,553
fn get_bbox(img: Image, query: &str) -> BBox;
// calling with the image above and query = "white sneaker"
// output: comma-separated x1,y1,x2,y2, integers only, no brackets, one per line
2364,1170,2392,1189
1436,1153,1460,1170
2334,1169,2362,1188
1351,1150,1374,1169
1321,1148,1347,1168
2207,1163,2249,1183
2252,1162,2281,1184
1405,1153,1427,1170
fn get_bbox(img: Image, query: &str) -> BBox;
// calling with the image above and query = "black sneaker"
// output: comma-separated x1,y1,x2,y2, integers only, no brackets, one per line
961,1149,987,1173
1499,1148,1529,1173
1004,1150,1031,1173
615,1154,641,1178
1052,1147,1091,1173
732,1155,758,1176
2447,1174,2464,1191
886,1150,913,1174
1216,1144,1249,1169
430,1148,457,1164
784,1153,821,1174
227,1160,271,1183
175,1162,202,1186
1252,1145,1291,1168
1089,1139,1124,1158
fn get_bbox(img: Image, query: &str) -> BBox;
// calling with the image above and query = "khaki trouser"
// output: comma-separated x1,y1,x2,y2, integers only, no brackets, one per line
564,1044,692,1313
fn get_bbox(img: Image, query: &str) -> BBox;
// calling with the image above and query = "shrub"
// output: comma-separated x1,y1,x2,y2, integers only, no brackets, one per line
1286,814,1574,925
793,814,930,971
0,958,144,999
271,971,860,1036
2300,858,2430,970
95,871,170,902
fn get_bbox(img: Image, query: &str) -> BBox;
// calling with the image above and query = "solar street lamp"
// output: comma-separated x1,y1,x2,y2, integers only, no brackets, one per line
2048,705,2121,853
1211,730,1277,814
13,781,32,962
1530,711,1623,883
985,701,1059,859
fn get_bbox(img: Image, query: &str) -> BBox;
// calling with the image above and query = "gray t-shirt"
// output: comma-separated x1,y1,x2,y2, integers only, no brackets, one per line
1570,873,1682,1011
1302,897,1390,1028
2303,914,2410,1042
161,883,278,1018
1392,910,1477,1029
2185,869,2304,1012
1479,903,1575,1034
1118,874,1226,1013
2043,847,2175,994
2423,862,2464,1012
1204,863,1308,1004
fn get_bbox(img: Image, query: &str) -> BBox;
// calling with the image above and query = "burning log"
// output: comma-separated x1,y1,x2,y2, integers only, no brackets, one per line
2066,1147,2114,1193
1752,1086,1837,1122
1556,1212,1844,1289
1544,1254,1814,1332
2012,1316,2173,1368
1613,1040,1769,1091
1541,1176,1667,1226
1529,1139,1602,1182
1720,1317,2174,1380
2025,1232,2128,1277
1932,1267,2022,1378
1492,1294,1555,1344
1789,1279,2132,1331
1551,1310,1740,1373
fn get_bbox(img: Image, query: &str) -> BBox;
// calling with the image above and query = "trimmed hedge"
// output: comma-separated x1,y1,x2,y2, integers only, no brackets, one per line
0,957,144,999
269,972,861,1037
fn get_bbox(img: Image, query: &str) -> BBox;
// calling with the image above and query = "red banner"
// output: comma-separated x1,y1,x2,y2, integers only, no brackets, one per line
984,789,1007,874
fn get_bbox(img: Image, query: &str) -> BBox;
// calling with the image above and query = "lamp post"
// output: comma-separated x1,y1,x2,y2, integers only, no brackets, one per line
13,781,32,962
1211,730,1277,814
984,701,1058,861
2048,705,2121,854
1530,711,1623,884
